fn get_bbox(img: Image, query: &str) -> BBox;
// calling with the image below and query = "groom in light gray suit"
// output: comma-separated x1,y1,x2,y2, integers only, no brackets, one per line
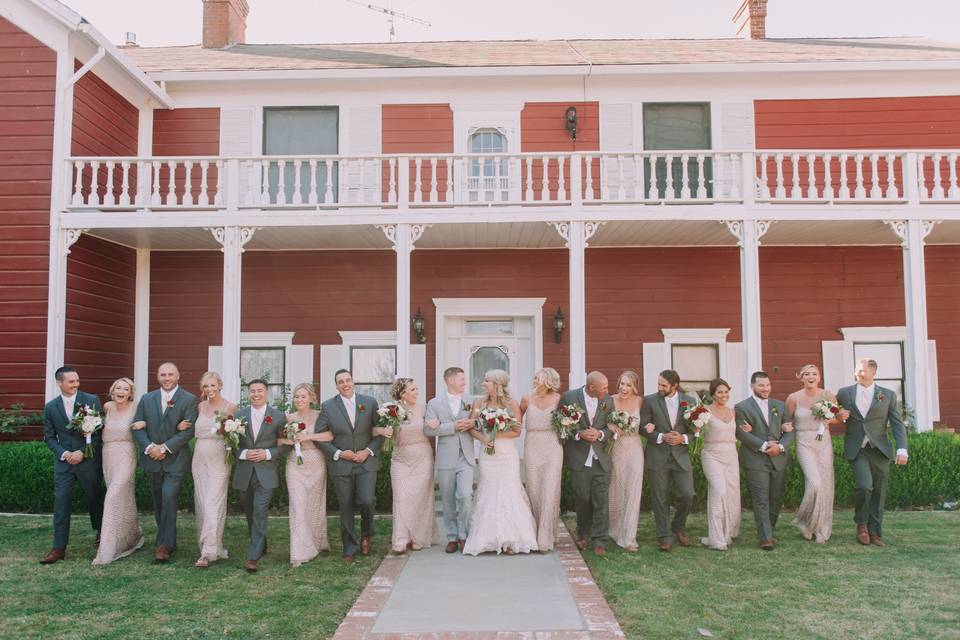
425,367,476,554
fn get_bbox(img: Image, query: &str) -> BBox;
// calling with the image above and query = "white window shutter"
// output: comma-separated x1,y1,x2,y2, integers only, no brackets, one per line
287,344,315,389
716,102,755,199
219,107,257,203
642,342,665,395
724,341,746,402
928,340,940,421
208,346,224,375
342,106,381,205
410,344,426,391
821,340,846,396
599,103,635,200
319,344,348,401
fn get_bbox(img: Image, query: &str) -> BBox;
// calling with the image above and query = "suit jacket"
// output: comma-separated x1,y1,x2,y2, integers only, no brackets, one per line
43,391,103,472
640,391,699,472
560,387,614,472
132,387,199,473
734,396,794,471
231,404,290,490
836,384,908,461
424,394,476,469
317,394,382,477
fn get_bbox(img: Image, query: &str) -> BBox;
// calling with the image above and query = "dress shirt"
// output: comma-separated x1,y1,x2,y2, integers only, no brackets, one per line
161,386,179,413
856,383,908,459
447,392,463,418
754,395,784,453
656,392,689,446
333,394,374,461
60,394,77,460
239,404,271,461
576,389,605,467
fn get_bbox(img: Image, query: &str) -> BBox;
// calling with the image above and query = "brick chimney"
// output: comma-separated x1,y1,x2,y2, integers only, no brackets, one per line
202,0,250,48
734,0,768,40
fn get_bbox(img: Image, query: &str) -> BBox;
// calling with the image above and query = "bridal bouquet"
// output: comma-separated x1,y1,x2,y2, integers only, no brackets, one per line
551,403,584,442
811,398,841,441
283,419,308,464
69,405,103,458
603,410,640,454
681,400,711,455
476,406,518,455
213,412,247,464
376,401,410,454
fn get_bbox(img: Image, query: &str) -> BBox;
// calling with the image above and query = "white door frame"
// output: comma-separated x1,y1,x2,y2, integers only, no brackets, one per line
433,297,545,397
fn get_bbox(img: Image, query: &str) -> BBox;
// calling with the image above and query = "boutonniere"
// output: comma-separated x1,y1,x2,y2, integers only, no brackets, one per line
772,407,780,417
166,399,175,408
264,415,273,425
462,402,472,412
358,403,366,413
679,401,689,409
876,392,885,403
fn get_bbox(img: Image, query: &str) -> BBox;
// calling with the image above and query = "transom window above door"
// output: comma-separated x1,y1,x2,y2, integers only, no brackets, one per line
464,319,514,336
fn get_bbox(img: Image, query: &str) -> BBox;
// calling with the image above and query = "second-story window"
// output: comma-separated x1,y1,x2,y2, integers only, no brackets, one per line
643,102,712,199
263,107,339,204
468,129,510,202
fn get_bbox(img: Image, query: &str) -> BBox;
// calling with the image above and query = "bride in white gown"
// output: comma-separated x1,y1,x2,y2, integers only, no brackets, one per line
462,369,539,556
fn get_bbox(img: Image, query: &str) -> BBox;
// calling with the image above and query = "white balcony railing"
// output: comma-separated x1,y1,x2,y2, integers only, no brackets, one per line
64,150,960,213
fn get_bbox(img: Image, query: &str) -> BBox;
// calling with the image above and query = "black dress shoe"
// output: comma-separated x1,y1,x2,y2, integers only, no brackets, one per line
445,541,459,554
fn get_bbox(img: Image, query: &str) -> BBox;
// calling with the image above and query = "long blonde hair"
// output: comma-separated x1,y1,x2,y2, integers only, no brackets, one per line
483,369,511,404
533,367,561,394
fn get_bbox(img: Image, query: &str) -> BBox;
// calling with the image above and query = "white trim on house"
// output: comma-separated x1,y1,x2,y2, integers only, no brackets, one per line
643,328,747,401
208,331,315,402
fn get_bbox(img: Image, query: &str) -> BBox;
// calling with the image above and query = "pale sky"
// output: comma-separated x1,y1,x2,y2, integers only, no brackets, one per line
65,0,960,47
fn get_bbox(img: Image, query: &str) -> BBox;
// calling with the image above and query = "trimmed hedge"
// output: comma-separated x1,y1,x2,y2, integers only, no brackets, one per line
2,432,958,514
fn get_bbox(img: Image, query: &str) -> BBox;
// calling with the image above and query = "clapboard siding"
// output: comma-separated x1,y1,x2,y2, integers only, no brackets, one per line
0,18,55,409
381,104,453,202
522,102,600,199
926,246,960,427
152,108,220,155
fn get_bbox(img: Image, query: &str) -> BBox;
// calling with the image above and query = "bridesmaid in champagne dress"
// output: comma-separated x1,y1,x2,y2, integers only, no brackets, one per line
374,378,435,554
520,368,562,552
607,371,646,552
190,372,235,568
786,364,836,543
700,378,742,551
279,383,334,566
92,378,144,565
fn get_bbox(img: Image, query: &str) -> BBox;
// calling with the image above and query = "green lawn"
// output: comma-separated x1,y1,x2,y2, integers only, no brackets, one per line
0,514,392,640
571,510,960,640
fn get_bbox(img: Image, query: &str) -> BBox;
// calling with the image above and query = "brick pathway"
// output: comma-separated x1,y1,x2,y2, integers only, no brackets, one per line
331,519,624,640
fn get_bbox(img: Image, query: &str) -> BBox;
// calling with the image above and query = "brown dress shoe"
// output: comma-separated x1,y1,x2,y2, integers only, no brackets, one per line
576,538,588,551
760,539,775,551
244,559,258,573
445,541,459,554
869,533,885,547
674,529,691,547
658,542,672,552
593,547,606,556
343,554,355,564
155,545,171,563
40,548,66,564
856,524,870,545
360,536,372,556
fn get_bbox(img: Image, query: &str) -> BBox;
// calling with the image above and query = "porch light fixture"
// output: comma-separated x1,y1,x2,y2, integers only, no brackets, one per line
553,307,565,344
564,106,578,140
412,307,426,344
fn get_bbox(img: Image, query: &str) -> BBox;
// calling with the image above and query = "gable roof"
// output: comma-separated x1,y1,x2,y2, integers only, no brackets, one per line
123,37,960,74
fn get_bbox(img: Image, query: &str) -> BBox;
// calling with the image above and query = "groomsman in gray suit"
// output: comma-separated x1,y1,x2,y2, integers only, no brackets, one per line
640,369,698,552
132,362,198,562
317,369,382,563
232,379,289,572
735,371,794,550
561,371,614,555
40,366,105,564
836,358,908,546
425,366,476,553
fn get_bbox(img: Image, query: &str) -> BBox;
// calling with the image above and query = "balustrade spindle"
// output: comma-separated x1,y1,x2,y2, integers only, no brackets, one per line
774,154,785,199
387,158,396,205
932,153,945,200
665,154,676,199
291,160,302,205
806,154,817,199
151,161,162,206
260,161,270,206
540,157,549,201
89,161,101,206
839,154,850,199
305,159,317,205
680,154,691,200
790,153,801,200
759,154,769,200
183,161,195,206
949,153,959,199
199,161,210,206
614,155,625,200
696,155,706,199
429,158,438,203
444,159,453,203
584,155,595,201
884,154,897,199
823,154,833,199
525,156,534,201
103,161,116,206
165,161,176,206
324,160,334,205
72,161,84,206
119,161,131,206
556,155,566,201
869,154,880,199
648,154,658,199
213,160,224,206
854,154,866,199
414,158,423,204
277,160,289,206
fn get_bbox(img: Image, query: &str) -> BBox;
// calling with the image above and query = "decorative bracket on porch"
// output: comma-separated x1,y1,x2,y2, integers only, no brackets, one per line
206,226,260,253
883,219,940,247
720,220,774,247
546,221,605,248
63,228,89,255
376,223,430,250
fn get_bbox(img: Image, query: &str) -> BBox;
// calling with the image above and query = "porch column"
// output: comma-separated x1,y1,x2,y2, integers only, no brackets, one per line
724,219,772,393
886,219,937,431
379,224,429,378
550,221,604,388
133,249,151,401
209,226,257,402
44,228,87,400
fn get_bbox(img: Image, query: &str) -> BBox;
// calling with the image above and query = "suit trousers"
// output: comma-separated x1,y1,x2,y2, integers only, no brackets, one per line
331,464,378,557
744,462,788,541
437,450,474,542
147,466,185,550
648,456,695,543
52,464,104,550
238,472,274,560
570,461,610,548
850,445,890,536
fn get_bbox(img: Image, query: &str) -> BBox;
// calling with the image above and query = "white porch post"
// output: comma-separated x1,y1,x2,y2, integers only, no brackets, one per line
885,219,937,431
133,249,151,401
44,228,86,400
379,224,428,378
724,220,771,393
209,226,257,402
550,221,604,388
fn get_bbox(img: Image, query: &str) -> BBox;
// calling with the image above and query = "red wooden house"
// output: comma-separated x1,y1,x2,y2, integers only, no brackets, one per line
2,0,959,431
